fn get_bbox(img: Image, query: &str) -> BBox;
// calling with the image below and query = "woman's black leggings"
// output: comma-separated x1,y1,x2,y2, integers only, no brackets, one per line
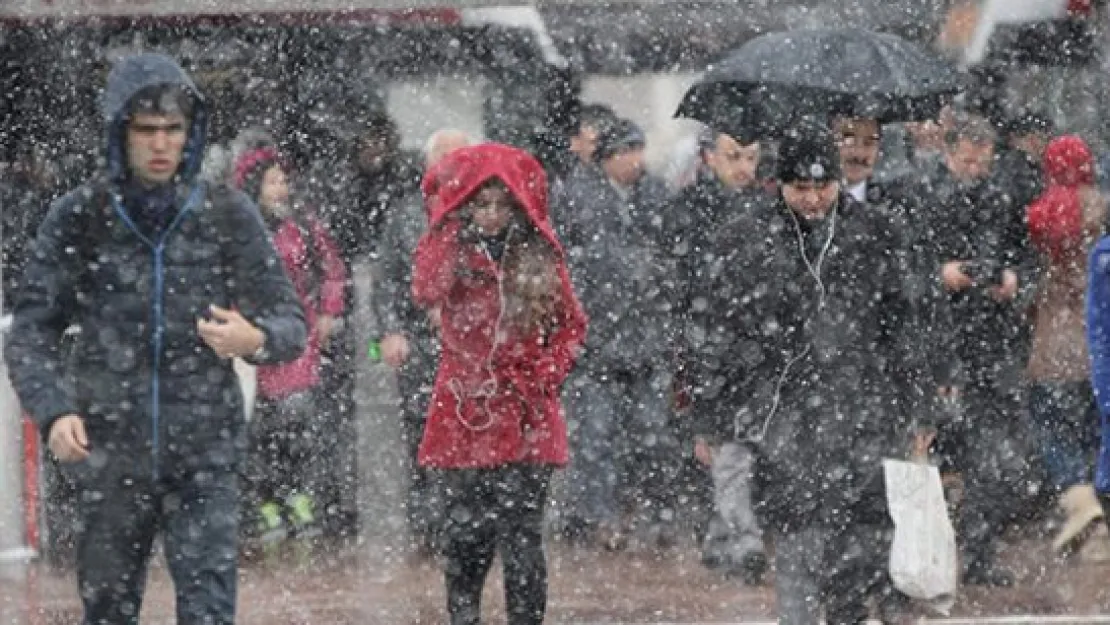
441,464,553,625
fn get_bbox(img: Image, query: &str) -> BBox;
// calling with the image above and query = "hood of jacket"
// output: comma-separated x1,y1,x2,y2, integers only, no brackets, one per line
423,143,562,255
102,53,208,184
1043,135,1094,188
1028,136,1097,263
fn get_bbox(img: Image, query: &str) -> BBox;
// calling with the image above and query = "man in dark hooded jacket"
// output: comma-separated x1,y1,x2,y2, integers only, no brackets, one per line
4,53,305,624
689,120,932,624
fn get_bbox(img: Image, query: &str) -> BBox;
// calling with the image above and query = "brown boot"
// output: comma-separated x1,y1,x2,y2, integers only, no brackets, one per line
1053,484,1105,552
1079,524,1110,562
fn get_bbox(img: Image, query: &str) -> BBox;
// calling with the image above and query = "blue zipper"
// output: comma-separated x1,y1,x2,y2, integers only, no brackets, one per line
110,183,205,480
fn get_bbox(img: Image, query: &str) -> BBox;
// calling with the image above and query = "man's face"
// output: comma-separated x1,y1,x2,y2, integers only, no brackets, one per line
944,138,995,183
602,147,645,187
834,117,881,186
705,133,760,190
358,133,395,175
782,179,840,220
126,112,188,185
570,123,601,164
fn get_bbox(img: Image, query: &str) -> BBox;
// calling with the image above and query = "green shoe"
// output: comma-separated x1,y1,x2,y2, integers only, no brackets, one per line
257,501,287,544
286,493,316,529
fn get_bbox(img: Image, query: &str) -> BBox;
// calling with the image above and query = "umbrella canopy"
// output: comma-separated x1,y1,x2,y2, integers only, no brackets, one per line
676,27,963,138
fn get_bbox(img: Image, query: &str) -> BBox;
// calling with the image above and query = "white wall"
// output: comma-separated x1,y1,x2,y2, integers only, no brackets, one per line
384,71,706,180
387,75,489,151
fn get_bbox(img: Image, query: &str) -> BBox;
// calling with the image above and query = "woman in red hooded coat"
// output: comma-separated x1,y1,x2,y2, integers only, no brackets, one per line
412,143,586,625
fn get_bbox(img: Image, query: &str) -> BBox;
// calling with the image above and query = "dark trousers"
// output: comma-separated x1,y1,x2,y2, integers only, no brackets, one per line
319,325,360,533
244,391,329,512
73,467,239,625
774,524,897,625
1027,382,1100,490
442,464,553,625
398,363,442,549
935,381,1046,569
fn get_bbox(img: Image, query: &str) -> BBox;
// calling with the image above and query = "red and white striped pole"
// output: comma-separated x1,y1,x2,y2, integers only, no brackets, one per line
22,416,40,553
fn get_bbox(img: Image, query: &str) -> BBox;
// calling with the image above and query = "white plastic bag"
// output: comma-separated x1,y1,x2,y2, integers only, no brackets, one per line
883,458,959,614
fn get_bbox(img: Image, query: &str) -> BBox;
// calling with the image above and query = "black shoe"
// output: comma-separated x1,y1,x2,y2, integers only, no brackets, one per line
717,551,767,584
735,552,768,586
962,563,1015,587
701,547,727,570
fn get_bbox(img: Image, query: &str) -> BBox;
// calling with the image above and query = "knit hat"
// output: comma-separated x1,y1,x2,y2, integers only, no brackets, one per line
776,119,841,184
594,118,646,162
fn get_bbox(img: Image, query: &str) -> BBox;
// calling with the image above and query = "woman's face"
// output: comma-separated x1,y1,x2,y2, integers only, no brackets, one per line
258,165,291,217
469,183,516,236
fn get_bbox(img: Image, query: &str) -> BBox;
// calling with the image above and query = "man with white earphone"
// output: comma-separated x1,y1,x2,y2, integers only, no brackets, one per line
687,118,934,625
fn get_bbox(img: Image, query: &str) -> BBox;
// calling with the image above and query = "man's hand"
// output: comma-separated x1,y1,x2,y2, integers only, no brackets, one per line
197,305,265,359
941,261,972,292
989,269,1019,303
316,315,339,349
49,415,90,463
910,428,937,462
428,307,442,332
694,437,713,467
380,333,411,369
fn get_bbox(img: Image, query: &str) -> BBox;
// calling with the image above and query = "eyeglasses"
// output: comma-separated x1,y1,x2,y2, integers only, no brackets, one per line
838,134,881,148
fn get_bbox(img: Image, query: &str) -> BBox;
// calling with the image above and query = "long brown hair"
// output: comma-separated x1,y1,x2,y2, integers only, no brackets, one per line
501,232,563,337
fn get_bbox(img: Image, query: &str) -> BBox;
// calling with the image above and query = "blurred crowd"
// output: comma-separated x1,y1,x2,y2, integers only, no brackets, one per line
4,42,1110,625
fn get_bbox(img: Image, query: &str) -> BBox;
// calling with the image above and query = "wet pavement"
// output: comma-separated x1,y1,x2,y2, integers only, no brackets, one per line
2,535,1109,624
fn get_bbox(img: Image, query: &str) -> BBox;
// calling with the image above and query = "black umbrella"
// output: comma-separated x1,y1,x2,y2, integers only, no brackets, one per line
676,28,963,138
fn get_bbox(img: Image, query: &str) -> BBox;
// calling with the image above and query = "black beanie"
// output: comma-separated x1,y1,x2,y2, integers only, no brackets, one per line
776,119,841,184
594,118,646,162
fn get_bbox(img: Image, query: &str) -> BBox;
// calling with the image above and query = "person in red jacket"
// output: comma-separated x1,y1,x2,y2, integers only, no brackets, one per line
232,143,347,547
1025,135,1109,556
412,143,587,625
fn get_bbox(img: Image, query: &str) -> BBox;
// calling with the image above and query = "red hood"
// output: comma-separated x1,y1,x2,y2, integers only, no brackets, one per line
1043,135,1094,187
1028,135,1097,263
422,143,561,253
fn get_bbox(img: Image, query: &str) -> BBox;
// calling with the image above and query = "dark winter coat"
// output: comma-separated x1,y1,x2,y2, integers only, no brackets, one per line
688,193,932,530
372,189,438,365
412,144,587,469
670,170,769,377
903,166,1038,388
4,54,306,478
554,163,677,371
996,146,1044,216
0,170,54,310
318,154,422,263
